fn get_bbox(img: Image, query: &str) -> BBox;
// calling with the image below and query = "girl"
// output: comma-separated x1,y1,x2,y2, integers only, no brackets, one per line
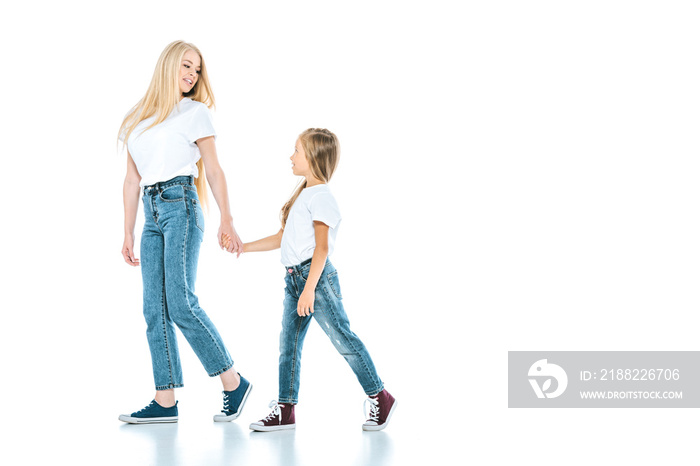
117,40,252,424
235,128,396,431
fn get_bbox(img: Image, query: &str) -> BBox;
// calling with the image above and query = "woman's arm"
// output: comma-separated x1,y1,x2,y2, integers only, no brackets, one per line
241,229,284,253
196,136,244,256
297,221,330,316
122,150,141,266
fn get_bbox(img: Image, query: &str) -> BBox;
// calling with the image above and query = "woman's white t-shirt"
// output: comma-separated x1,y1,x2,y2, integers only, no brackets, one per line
124,98,216,187
280,184,342,267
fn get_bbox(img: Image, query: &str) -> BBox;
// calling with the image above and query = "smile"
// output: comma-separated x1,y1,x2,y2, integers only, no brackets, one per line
184,78,193,86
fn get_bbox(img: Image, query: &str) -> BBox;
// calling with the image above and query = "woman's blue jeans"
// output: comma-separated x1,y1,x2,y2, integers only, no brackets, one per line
140,176,233,390
279,259,383,403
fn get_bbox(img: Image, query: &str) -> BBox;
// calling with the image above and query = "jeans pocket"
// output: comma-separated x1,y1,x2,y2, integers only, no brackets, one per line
192,199,205,232
159,185,185,202
326,271,342,299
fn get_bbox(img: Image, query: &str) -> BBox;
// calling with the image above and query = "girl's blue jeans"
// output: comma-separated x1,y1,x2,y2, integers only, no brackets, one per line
140,176,234,390
279,259,384,404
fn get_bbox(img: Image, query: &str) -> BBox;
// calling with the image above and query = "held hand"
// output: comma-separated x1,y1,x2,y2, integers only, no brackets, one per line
222,233,237,255
122,235,140,266
219,223,243,257
227,237,252,254
297,288,315,317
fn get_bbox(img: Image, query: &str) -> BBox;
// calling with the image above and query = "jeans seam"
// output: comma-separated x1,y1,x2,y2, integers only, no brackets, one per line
162,278,177,388
192,199,205,233
181,202,232,374
326,271,342,299
287,313,304,403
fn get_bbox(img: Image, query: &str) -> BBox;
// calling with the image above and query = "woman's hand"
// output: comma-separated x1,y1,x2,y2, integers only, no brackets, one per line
297,287,315,317
122,234,140,266
219,223,243,257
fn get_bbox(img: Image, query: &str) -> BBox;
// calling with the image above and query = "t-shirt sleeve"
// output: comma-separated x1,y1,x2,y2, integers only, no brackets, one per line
186,104,217,143
309,192,342,229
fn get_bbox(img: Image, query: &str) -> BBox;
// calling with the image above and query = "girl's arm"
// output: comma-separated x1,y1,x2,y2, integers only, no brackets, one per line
197,136,244,256
242,229,284,253
297,221,330,317
122,150,141,266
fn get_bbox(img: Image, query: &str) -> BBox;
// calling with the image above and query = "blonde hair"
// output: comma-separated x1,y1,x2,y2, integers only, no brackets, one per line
280,128,340,227
118,40,215,210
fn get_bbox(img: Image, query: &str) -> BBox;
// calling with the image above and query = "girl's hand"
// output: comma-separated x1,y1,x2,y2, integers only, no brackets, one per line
219,224,243,257
297,288,315,317
122,235,140,266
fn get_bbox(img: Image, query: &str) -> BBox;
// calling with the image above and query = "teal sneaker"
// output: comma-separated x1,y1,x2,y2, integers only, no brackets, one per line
213,375,253,422
119,400,178,424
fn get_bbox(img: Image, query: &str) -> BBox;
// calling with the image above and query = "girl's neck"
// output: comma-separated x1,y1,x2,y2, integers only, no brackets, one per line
305,176,325,188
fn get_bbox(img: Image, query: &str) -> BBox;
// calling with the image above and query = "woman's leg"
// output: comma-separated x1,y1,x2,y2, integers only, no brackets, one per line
159,187,234,377
155,389,176,407
141,196,184,393
119,194,182,424
220,369,241,391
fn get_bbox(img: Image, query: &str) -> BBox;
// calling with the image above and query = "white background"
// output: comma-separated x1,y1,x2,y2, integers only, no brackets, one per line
2,1,699,464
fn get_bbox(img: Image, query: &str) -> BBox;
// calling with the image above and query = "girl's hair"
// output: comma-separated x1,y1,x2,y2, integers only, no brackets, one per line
118,40,215,210
280,128,340,227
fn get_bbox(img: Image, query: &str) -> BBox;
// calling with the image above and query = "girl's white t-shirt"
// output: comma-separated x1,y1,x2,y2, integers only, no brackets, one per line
124,98,216,187
280,184,342,267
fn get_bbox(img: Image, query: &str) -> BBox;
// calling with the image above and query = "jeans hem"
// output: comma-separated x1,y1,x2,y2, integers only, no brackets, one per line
156,383,184,390
278,398,298,405
367,385,385,397
208,360,235,378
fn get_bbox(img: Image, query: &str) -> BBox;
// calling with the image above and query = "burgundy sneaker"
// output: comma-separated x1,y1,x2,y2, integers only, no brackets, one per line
362,389,397,431
249,401,296,432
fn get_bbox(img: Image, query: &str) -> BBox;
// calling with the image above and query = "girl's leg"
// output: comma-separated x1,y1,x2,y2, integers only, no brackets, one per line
312,264,384,396
250,269,306,431
278,278,313,404
312,265,397,430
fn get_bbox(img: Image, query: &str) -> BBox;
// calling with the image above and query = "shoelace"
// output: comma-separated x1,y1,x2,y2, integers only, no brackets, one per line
221,392,231,413
364,396,380,422
136,401,157,415
263,400,283,424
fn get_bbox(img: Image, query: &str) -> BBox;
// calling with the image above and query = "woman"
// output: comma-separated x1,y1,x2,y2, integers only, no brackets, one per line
117,40,251,424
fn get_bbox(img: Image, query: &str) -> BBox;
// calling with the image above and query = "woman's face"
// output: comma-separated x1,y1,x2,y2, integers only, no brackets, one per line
179,49,201,96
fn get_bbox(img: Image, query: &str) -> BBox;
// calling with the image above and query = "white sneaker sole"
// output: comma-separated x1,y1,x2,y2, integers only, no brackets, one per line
213,383,254,422
362,399,398,431
118,414,178,424
249,422,296,432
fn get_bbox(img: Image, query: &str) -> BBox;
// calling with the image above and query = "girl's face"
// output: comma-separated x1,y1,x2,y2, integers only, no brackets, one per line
291,139,311,178
179,49,201,96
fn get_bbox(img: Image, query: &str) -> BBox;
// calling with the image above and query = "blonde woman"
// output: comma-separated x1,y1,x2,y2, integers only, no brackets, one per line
234,129,396,432
117,40,251,424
